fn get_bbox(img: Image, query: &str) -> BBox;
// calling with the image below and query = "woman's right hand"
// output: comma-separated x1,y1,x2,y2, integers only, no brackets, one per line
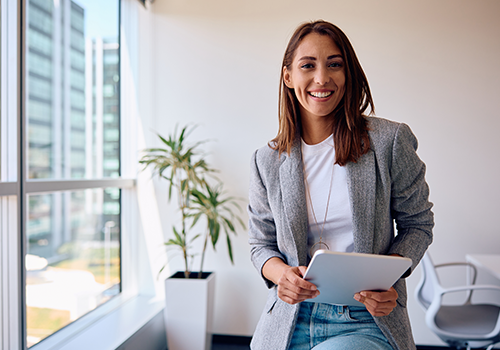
263,258,319,304
277,265,320,304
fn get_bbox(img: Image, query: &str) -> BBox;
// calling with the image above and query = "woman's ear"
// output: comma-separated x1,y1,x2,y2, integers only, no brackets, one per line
283,66,293,88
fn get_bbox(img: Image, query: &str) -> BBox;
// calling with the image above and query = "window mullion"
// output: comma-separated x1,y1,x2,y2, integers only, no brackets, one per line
19,0,27,348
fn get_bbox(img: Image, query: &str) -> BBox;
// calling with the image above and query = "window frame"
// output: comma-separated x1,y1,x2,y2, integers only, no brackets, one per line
1,1,22,349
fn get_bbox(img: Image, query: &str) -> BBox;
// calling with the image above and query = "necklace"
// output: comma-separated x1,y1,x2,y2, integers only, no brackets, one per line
302,143,334,257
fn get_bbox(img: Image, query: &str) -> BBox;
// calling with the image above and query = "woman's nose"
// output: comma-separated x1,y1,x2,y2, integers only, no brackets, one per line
314,67,330,85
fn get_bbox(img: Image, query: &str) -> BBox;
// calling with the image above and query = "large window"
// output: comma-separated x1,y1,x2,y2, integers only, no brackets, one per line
2,0,136,348
25,0,122,347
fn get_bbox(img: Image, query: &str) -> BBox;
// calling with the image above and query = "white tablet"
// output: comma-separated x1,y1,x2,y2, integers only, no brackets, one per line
302,250,412,307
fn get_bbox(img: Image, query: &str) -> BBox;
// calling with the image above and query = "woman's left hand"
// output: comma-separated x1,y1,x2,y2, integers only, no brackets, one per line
353,287,398,317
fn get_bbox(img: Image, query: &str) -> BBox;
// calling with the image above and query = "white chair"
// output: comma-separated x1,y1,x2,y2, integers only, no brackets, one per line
415,252,500,350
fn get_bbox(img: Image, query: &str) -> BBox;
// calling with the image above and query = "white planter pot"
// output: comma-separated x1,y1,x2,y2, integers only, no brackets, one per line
164,271,215,350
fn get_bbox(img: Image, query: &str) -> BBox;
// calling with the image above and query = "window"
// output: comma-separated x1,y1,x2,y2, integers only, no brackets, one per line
24,0,123,347
1,1,162,349
1,0,145,349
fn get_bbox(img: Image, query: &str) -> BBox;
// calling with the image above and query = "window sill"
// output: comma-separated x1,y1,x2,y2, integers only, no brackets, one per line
30,294,165,350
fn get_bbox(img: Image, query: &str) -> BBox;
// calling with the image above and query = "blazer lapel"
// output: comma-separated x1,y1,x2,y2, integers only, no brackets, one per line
279,140,309,266
345,149,376,254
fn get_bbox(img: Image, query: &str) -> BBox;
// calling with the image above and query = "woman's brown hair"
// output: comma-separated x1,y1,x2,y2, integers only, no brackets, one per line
270,20,374,166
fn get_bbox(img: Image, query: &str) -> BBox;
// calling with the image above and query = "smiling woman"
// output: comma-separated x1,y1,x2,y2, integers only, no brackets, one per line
271,21,373,167
248,20,434,350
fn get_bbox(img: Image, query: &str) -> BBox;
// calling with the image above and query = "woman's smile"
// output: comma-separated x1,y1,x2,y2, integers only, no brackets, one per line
308,90,333,99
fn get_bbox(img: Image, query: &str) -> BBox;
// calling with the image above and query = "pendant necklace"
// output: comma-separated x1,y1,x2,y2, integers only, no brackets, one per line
302,143,334,257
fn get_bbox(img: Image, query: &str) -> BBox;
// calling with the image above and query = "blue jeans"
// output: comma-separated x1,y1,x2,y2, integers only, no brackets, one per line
288,302,393,350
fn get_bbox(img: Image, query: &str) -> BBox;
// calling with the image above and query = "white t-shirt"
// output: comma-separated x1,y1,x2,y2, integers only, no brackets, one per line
301,134,354,257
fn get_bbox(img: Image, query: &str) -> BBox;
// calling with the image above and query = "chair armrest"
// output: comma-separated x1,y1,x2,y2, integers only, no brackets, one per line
440,284,500,293
436,284,500,306
435,262,478,285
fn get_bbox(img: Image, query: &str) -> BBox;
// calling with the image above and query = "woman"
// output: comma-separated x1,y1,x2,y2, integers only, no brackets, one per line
248,20,434,350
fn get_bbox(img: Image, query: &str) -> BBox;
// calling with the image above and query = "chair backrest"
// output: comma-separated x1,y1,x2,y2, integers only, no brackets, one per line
415,253,442,310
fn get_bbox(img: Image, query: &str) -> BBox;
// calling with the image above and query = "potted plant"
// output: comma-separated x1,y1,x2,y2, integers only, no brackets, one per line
139,125,245,350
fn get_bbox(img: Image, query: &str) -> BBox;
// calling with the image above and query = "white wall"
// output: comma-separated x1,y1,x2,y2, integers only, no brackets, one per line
137,0,500,345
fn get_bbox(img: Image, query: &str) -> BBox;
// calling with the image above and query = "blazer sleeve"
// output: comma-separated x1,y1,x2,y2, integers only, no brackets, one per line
387,123,434,276
248,150,286,288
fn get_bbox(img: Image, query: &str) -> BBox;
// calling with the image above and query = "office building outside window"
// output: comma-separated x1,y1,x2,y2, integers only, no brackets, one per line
25,0,121,346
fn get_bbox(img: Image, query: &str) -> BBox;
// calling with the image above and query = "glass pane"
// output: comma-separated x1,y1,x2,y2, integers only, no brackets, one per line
26,0,120,180
26,188,121,347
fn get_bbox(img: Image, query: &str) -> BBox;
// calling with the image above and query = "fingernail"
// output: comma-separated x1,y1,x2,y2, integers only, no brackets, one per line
354,294,360,301
360,292,367,297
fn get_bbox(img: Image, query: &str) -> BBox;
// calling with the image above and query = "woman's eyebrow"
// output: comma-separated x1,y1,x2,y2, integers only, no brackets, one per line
297,54,343,61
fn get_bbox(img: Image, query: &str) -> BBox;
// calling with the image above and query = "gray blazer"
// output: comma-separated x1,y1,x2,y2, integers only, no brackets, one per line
248,117,434,350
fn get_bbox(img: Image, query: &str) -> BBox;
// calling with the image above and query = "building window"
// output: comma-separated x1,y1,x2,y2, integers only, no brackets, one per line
24,0,123,347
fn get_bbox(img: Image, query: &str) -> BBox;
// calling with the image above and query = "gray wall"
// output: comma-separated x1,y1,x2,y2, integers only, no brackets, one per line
136,0,500,346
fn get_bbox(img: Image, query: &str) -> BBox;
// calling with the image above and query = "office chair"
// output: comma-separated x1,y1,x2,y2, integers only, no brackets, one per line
415,252,500,350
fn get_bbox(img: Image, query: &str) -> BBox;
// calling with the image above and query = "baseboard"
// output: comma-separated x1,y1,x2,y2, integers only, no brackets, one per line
212,334,252,345
211,336,455,349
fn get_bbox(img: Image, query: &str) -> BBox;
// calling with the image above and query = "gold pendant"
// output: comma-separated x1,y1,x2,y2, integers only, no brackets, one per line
310,241,330,257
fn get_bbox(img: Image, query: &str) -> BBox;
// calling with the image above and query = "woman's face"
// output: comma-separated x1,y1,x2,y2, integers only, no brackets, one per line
283,33,346,123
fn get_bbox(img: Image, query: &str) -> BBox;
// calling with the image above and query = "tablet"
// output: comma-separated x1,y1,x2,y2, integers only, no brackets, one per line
302,250,412,307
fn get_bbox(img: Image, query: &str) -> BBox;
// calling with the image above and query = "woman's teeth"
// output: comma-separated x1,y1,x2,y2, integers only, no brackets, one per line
309,91,333,98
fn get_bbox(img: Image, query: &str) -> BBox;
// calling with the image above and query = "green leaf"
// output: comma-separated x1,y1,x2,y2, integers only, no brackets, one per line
172,227,185,246
181,179,188,193
190,213,202,228
168,182,174,201
190,234,201,243
223,217,235,232
165,239,180,246
226,235,234,264
211,221,220,247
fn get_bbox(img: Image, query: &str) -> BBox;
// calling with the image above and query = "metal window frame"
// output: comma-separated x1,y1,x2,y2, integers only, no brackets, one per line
1,0,22,349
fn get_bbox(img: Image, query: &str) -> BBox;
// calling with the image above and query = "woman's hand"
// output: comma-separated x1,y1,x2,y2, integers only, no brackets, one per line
262,257,319,304
354,287,398,317
277,266,320,304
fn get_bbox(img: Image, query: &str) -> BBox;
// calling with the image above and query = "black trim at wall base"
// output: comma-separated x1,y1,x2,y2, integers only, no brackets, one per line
212,334,453,350
212,335,453,349
212,334,252,345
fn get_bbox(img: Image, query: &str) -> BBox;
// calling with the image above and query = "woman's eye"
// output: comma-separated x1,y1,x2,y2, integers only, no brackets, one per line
300,63,314,69
329,62,343,68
